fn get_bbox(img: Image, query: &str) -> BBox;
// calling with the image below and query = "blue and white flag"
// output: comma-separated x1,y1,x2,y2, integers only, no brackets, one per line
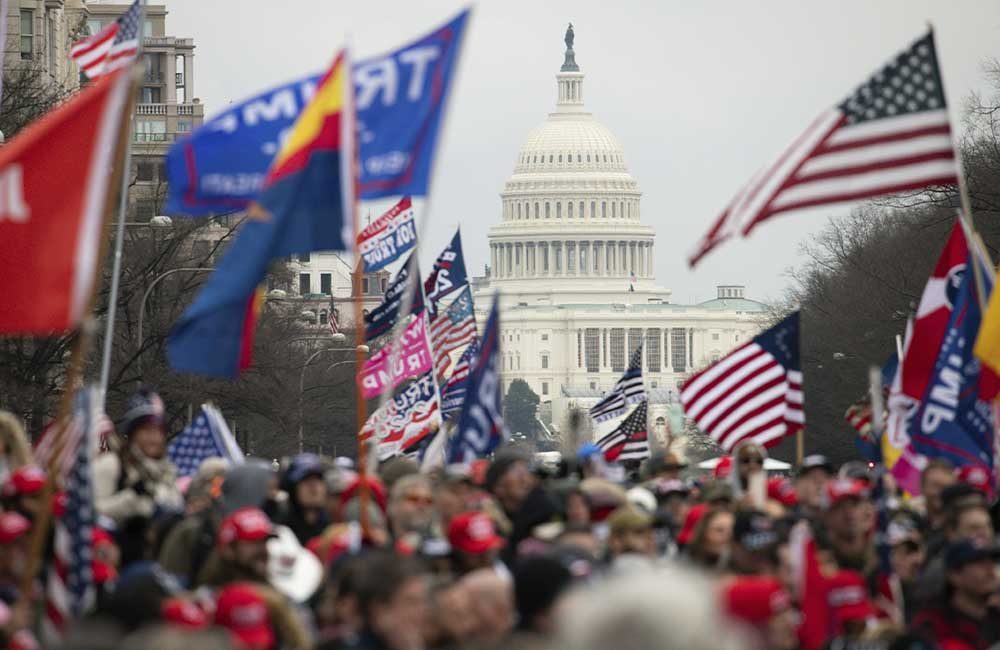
441,337,478,417
424,230,467,317
908,250,995,480
168,404,245,477
590,341,645,423
357,197,417,272
449,295,506,463
164,9,470,214
365,254,425,342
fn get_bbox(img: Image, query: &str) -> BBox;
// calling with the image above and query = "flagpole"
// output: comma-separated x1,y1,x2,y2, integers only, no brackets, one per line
98,0,148,407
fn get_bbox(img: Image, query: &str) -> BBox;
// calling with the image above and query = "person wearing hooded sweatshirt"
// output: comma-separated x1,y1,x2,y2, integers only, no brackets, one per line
93,387,183,566
159,460,276,586
277,453,331,545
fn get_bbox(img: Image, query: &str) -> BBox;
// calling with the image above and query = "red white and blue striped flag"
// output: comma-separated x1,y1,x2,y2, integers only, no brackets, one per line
429,285,476,379
690,31,958,266
590,342,645,423
70,0,142,79
596,401,650,463
680,312,803,452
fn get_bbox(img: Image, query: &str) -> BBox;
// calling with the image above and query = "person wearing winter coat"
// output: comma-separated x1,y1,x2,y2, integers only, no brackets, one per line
93,387,183,566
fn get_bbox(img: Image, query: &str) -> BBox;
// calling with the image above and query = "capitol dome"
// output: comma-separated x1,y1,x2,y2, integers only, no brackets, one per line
487,24,661,302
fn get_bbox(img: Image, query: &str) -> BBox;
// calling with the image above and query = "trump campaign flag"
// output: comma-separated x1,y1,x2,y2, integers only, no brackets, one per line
365,255,425,342
0,69,131,334
449,295,506,463
425,230,468,316
165,9,469,214
168,52,354,377
358,314,434,399
690,31,958,267
358,197,417,272
441,337,478,417
360,372,442,460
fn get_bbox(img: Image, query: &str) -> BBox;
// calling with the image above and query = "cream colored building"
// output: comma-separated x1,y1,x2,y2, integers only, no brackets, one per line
474,27,768,435
4,0,87,97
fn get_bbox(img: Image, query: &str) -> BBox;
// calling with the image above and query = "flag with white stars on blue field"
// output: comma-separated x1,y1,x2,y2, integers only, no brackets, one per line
168,404,245,477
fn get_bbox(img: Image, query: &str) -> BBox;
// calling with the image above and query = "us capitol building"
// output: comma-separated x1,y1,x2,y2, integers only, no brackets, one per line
472,26,767,438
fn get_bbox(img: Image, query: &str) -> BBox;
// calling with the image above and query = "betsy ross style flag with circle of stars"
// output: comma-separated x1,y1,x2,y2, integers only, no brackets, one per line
690,31,959,266
680,312,803,452
167,404,244,477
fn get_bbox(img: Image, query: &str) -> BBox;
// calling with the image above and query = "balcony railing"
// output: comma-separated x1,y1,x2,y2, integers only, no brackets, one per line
134,133,170,143
136,104,167,116
135,103,203,118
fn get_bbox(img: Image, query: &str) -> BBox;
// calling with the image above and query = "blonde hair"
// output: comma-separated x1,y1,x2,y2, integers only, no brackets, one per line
0,410,32,469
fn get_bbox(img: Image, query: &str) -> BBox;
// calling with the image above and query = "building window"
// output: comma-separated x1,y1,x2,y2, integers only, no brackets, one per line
712,352,721,363
577,330,583,368
545,202,550,219
20,11,33,60
517,203,521,219
603,329,608,366
610,328,625,372
380,276,388,293
590,381,597,390
542,246,549,272
671,329,687,373
558,154,562,163
647,328,661,372
541,333,549,341
629,328,643,367
541,354,549,369
361,277,370,295
554,245,562,272
140,86,162,104
567,202,573,219
320,273,332,295
299,274,311,295
143,19,153,37
585,328,600,373
542,382,549,396
177,121,191,133
136,162,155,182
47,14,57,71
602,201,607,218
135,120,167,142
612,202,616,218
556,202,562,218
319,310,328,325
580,245,588,273
590,201,596,218
534,203,539,219
712,333,720,341
567,243,575,274
298,252,310,262
86,19,102,35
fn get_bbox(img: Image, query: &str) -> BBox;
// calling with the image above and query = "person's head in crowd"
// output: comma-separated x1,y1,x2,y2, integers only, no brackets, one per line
1,464,46,519
486,451,533,515
943,541,1000,619
732,441,766,492
940,482,987,515
449,511,505,575
315,555,367,642
945,501,994,547
184,457,229,515
104,562,183,632
650,478,691,529
919,459,956,529
558,565,746,650
434,473,470,533
160,597,209,630
730,509,780,576
461,568,516,643
221,461,277,517
118,386,167,461
722,576,799,650
607,505,655,560
563,486,592,526
214,582,276,650
387,473,435,541
579,477,628,523
557,522,600,557
688,508,734,569
353,551,430,650
642,451,688,482
887,514,925,585
626,485,657,515
827,570,878,639
514,553,573,636
576,444,607,479
956,464,992,496
0,410,31,485
794,454,833,515
823,478,871,565
423,578,475,648
379,456,419,492
282,453,327,515
0,511,31,581
700,480,735,510
217,507,274,583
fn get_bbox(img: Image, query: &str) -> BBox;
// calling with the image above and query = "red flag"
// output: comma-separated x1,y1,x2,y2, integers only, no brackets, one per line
0,69,131,334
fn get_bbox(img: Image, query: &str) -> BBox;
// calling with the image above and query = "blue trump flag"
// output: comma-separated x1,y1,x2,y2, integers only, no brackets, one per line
908,250,995,476
449,295,506,463
165,9,469,214
424,229,468,316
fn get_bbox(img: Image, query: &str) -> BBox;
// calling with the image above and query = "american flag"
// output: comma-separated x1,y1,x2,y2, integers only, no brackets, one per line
167,404,244,477
429,286,476,379
595,401,650,463
680,312,803,452
690,31,958,267
34,412,113,479
70,0,142,79
590,342,645,423
441,338,478,417
43,388,101,644
329,307,340,335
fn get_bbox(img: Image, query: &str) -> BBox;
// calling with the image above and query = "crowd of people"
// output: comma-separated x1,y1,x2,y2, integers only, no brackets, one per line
0,388,998,650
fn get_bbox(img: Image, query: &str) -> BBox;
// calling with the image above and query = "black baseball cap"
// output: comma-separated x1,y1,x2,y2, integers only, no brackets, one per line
945,541,1000,571
733,510,778,552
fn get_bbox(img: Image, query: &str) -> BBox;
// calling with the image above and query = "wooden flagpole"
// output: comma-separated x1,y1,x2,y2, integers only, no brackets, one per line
19,68,140,599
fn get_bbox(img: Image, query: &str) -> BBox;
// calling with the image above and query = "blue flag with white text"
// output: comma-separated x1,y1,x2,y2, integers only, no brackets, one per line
908,251,995,478
449,296,505,463
164,10,469,214
424,230,467,317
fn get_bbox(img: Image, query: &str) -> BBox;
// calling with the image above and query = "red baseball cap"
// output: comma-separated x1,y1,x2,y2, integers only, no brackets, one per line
722,576,792,626
676,503,708,546
218,507,274,546
0,512,30,544
3,465,45,498
957,465,991,494
713,456,733,479
448,511,504,555
825,478,868,508
162,597,209,629
827,570,877,624
215,583,276,650
767,477,798,507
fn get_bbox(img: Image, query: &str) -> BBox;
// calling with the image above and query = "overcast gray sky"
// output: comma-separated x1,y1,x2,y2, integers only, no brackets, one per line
160,0,1000,304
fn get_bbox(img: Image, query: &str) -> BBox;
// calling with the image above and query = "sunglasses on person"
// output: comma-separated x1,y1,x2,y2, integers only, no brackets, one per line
405,494,435,506
895,540,922,555
738,456,764,466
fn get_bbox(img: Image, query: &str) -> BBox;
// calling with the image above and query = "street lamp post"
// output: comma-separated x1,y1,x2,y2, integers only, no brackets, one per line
298,345,369,453
135,267,213,380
